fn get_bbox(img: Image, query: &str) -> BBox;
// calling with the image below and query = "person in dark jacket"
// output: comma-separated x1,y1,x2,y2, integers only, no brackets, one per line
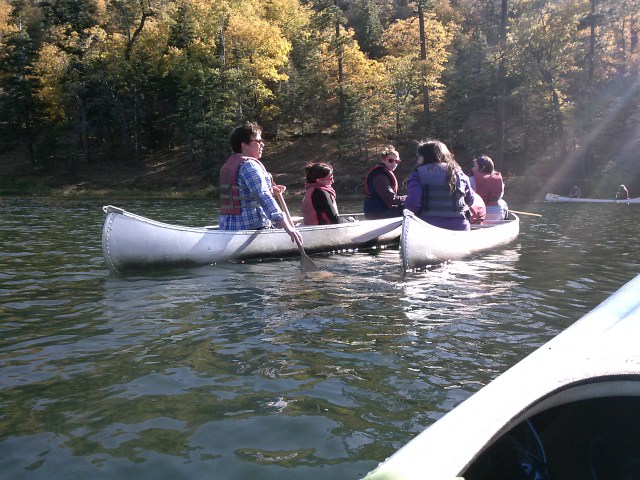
363,145,406,219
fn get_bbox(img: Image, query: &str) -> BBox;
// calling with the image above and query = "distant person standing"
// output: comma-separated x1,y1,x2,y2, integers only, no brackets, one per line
569,185,582,198
363,145,406,219
616,184,629,200
218,121,302,244
469,155,509,221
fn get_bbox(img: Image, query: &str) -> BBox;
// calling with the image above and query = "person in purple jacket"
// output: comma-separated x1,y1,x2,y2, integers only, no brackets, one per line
405,139,474,231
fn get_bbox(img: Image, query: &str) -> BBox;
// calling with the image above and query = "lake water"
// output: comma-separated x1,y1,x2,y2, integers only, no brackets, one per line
1,197,639,479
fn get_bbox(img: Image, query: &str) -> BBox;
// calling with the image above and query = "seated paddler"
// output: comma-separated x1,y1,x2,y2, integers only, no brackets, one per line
301,162,351,225
218,121,302,245
363,145,406,220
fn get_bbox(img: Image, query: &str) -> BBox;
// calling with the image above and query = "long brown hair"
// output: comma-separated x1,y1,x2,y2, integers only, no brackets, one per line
416,140,460,192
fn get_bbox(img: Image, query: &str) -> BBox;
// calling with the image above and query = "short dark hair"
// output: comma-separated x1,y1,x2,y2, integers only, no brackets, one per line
230,121,261,153
305,162,333,183
475,155,495,174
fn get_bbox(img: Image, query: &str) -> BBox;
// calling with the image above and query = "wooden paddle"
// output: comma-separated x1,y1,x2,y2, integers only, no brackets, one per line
511,209,542,218
275,191,320,272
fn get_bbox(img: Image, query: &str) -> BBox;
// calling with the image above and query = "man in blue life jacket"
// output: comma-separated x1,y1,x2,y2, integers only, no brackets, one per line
363,145,406,219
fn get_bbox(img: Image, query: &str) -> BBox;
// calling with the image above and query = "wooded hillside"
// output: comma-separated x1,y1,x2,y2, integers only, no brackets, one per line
1,0,639,197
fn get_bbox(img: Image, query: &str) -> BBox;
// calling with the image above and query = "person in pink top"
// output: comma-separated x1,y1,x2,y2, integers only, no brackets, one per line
469,155,509,222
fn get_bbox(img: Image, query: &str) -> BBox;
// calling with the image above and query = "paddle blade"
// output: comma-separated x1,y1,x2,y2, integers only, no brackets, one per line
298,244,321,272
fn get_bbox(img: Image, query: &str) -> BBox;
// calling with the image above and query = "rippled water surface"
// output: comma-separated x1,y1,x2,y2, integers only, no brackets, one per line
1,197,639,479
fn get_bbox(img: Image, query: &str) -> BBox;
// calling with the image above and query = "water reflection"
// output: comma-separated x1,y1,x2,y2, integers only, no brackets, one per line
1,198,639,479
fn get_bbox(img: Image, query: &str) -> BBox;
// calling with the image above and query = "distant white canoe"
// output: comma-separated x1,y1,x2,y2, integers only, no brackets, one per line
545,193,640,203
401,210,520,271
363,273,640,480
102,205,401,272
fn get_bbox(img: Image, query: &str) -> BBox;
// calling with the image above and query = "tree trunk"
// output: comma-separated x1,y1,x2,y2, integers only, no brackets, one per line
78,93,91,165
588,0,596,87
418,2,430,123
496,0,507,171
335,0,345,124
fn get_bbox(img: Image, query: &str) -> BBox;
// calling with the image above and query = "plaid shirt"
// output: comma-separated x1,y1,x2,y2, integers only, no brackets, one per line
219,159,285,230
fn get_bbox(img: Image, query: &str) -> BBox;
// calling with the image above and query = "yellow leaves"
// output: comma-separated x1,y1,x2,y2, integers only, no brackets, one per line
379,13,455,109
262,0,312,39
225,13,291,83
34,43,69,121
382,13,455,67
0,0,16,36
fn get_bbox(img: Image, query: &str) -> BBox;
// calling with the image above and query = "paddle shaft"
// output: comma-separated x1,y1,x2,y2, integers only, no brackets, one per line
510,209,542,218
275,191,320,272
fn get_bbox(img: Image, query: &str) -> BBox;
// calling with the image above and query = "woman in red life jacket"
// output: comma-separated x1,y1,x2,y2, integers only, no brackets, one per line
469,154,509,222
363,145,406,219
301,163,350,225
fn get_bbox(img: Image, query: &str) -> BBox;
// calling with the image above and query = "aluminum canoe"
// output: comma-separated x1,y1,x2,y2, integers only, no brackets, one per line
102,205,401,272
545,193,640,203
363,273,640,479
400,209,520,271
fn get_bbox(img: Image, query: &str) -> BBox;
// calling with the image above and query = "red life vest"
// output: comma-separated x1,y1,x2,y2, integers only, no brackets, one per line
473,171,504,206
301,184,338,225
219,154,264,215
364,164,399,198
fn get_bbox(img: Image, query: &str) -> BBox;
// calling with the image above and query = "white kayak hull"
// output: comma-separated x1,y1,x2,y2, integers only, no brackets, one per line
102,205,401,272
545,193,640,203
363,274,640,479
401,210,520,270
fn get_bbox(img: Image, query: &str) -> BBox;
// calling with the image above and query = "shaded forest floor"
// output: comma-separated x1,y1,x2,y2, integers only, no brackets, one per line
1,134,556,203
0,135,374,198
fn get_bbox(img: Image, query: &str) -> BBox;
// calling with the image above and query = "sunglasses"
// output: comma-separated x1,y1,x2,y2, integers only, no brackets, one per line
386,158,400,164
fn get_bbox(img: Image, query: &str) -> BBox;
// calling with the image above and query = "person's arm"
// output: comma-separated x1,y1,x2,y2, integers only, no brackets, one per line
372,174,406,208
460,173,475,207
239,161,284,223
239,162,302,244
497,173,505,200
312,189,341,224
405,171,422,214
273,216,303,244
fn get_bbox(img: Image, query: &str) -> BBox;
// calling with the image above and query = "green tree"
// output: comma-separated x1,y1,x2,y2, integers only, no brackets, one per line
0,0,46,168
352,0,384,59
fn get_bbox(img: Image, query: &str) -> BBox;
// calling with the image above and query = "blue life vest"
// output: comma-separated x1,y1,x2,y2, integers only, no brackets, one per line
416,163,468,218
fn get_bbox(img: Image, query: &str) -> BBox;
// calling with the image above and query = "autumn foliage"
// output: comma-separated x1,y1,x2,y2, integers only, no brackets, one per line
0,0,638,193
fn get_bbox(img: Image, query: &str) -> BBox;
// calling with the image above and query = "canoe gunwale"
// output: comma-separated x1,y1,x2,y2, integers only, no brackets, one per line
545,193,640,203
362,273,640,480
101,205,402,272
401,210,520,271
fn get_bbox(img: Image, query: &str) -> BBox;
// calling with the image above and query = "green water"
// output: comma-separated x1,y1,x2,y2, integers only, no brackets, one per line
1,197,638,479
